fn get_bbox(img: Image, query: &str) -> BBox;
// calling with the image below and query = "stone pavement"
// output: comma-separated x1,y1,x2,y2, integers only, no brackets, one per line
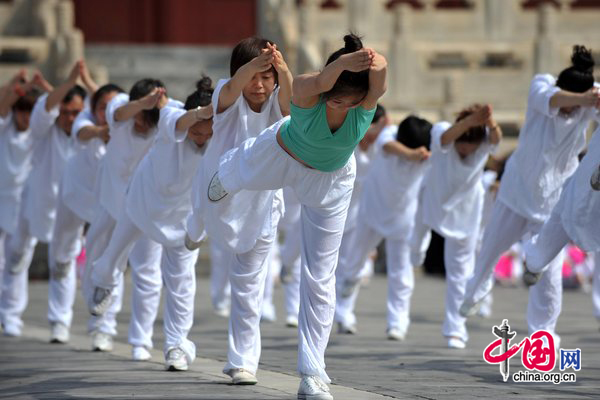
1,270,599,399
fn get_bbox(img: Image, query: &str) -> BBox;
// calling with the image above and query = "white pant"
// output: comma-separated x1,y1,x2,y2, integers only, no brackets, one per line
219,122,355,383
209,240,231,312
593,255,600,321
0,230,5,298
524,211,570,274
261,243,280,321
47,193,85,328
279,192,302,320
464,201,564,337
336,224,414,332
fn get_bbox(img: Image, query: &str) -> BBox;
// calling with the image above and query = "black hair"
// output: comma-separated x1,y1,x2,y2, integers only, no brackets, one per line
556,45,595,93
396,115,432,150
63,84,86,103
322,33,370,100
129,78,166,128
184,76,214,110
455,105,486,144
230,36,278,83
13,88,42,112
91,83,124,112
372,103,386,124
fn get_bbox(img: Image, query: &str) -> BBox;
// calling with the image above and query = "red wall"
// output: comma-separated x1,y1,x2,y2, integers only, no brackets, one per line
73,0,257,45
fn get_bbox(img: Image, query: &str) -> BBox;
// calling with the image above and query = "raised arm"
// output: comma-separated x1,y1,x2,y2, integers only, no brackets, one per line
292,48,373,107
175,105,213,132
361,50,387,110
217,49,274,114
549,87,600,109
486,114,502,146
80,60,99,94
114,88,166,122
440,105,491,146
383,141,430,162
0,70,29,117
31,71,54,93
78,125,110,143
267,43,293,116
46,61,82,112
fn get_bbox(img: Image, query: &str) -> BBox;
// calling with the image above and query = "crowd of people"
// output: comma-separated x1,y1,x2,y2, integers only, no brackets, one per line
0,34,599,400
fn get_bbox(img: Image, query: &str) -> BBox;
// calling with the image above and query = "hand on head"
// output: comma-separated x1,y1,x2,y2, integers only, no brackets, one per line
466,104,492,127
249,47,275,73
410,146,431,162
583,87,600,108
339,48,374,72
266,42,288,73
196,105,213,120
139,87,167,110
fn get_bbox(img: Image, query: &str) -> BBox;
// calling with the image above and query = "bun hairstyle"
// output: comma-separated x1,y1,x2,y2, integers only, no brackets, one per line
396,115,432,150
322,33,370,100
455,104,487,144
229,36,278,83
91,83,124,112
129,78,166,128
556,45,595,93
184,75,214,110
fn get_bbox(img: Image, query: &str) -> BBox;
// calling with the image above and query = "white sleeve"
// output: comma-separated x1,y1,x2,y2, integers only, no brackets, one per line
159,105,187,143
527,74,561,118
29,93,59,139
271,85,283,120
0,110,12,131
375,124,398,152
212,78,241,123
73,108,95,141
105,93,130,131
431,121,452,154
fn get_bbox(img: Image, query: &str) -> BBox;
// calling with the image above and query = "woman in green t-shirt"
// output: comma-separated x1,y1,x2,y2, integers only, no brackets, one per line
209,34,387,400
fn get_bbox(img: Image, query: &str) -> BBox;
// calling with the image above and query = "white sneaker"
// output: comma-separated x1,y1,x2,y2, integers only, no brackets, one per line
184,234,202,251
165,347,188,371
286,315,299,328
387,327,406,341
340,278,360,298
337,322,357,335
214,306,230,318
52,260,71,280
208,171,228,202
447,337,466,349
298,375,333,400
89,286,114,316
523,265,542,287
261,302,277,323
50,322,69,343
591,164,600,190
132,346,152,361
225,368,258,385
91,331,114,352
2,323,22,337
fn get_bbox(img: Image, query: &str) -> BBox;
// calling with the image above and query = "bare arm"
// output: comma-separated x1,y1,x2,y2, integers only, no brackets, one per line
114,88,166,122
31,71,54,93
440,105,491,146
361,50,387,110
292,48,373,108
268,43,293,116
78,125,110,143
175,105,213,132
80,60,99,94
486,117,502,146
383,141,430,161
217,49,274,114
549,87,599,109
46,61,82,112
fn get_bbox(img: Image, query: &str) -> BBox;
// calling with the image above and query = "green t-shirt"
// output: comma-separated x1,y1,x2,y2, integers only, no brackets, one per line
279,100,376,172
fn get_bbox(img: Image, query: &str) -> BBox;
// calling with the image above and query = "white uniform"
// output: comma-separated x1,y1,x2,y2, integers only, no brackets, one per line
412,121,495,343
1,94,76,334
0,111,34,300
218,118,357,383
279,187,302,321
92,105,204,362
464,74,599,340
208,239,232,314
335,125,429,332
186,79,284,376
83,93,166,348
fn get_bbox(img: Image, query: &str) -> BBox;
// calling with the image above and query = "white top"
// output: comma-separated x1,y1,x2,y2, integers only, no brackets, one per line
553,127,600,252
498,74,599,223
421,121,495,240
359,125,429,239
344,138,378,232
23,93,76,241
193,78,284,253
96,93,181,219
0,111,34,233
126,105,207,247
60,108,106,222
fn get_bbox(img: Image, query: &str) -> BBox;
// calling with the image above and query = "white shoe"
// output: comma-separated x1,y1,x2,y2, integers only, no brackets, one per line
50,322,69,343
214,306,230,318
387,327,406,341
52,260,71,280
165,347,188,371
591,164,600,190
226,368,258,385
184,234,202,251
89,286,114,316
298,375,333,400
286,315,299,328
340,278,360,298
459,298,481,318
523,266,542,287
91,331,114,352
208,171,228,202
447,337,466,349
2,323,22,337
132,346,152,361
261,303,277,323
337,322,357,335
